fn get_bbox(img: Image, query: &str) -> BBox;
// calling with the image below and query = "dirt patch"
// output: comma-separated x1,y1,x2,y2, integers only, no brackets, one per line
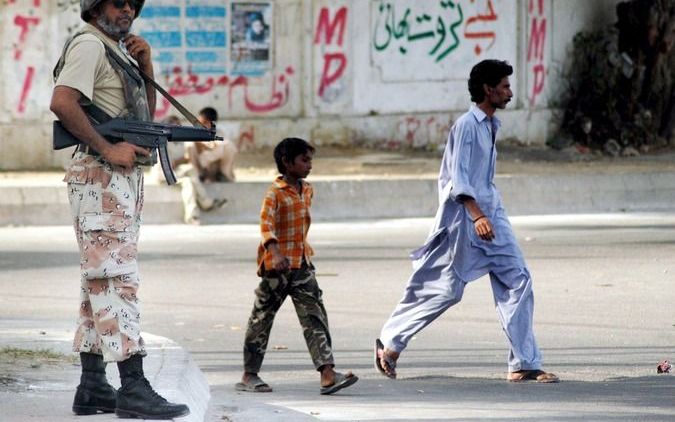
0,347,76,393
236,145,443,178
1,144,673,184
235,144,675,179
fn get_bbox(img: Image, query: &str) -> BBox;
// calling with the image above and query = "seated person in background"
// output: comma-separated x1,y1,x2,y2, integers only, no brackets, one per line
187,106,238,183
153,115,227,225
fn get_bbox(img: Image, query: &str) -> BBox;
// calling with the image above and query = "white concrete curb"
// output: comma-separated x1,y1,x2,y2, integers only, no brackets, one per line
1,171,674,226
143,334,211,422
0,321,209,422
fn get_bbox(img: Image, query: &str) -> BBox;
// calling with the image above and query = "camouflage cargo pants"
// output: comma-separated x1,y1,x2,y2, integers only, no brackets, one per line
243,264,334,373
65,153,146,362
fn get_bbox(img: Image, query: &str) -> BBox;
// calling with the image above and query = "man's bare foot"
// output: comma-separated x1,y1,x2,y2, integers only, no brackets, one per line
320,365,336,387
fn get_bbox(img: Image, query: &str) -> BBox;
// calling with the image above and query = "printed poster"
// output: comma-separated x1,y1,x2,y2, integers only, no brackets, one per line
230,2,272,76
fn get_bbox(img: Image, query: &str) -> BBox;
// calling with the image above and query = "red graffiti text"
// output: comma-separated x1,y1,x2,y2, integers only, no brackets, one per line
314,6,349,99
527,0,546,106
155,66,295,118
10,1,43,115
464,0,499,56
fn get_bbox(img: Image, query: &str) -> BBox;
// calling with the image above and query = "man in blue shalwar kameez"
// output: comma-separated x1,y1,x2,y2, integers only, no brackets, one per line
375,60,559,383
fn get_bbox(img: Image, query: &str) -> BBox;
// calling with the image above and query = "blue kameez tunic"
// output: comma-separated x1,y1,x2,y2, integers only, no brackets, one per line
413,104,527,282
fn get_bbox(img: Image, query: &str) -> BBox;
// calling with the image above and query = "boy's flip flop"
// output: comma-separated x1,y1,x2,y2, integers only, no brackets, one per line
320,372,358,395
235,375,273,392
374,338,397,379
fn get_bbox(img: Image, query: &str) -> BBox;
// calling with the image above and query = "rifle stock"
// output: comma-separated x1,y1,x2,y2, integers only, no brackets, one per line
53,118,223,185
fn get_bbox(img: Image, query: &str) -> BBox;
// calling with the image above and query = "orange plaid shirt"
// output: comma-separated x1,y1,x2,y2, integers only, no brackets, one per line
257,176,314,275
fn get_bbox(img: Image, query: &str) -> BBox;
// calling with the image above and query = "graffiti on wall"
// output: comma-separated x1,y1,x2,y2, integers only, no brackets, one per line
370,0,514,81
6,0,43,116
378,115,453,150
373,0,463,63
527,0,547,106
235,124,256,150
372,0,500,63
464,0,498,56
130,1,295,118
313,5,349,102
155,66,295,118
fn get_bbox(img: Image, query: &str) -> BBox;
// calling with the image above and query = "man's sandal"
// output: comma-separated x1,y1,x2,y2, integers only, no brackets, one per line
507,369,559,383
374,339,397,379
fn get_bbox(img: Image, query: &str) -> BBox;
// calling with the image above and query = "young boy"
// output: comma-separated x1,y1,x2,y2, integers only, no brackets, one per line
236,138,358,395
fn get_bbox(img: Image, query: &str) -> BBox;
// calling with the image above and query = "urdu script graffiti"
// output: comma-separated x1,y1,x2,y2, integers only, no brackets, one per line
373,0,464,62
372,0,499,63
154,66,295,118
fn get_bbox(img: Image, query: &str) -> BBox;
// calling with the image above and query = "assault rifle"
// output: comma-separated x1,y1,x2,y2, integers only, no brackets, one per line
53,118,222,185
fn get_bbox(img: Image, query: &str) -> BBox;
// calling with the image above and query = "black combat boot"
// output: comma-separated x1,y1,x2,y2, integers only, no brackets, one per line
115,354,190,419
72,352,117,415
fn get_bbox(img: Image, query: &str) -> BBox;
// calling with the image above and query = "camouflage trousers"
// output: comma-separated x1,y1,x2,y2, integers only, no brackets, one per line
65,152,146,362
243,264,334,373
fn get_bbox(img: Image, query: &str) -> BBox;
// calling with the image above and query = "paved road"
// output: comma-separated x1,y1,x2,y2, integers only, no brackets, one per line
1,214,675,420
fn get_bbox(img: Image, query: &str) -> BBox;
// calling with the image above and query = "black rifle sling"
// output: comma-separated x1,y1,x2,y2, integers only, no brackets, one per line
102,44,204,128
81,103,112,125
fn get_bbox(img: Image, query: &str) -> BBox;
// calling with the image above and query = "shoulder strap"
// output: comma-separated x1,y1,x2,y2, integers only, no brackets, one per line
102,44,204,128
82,103,112,124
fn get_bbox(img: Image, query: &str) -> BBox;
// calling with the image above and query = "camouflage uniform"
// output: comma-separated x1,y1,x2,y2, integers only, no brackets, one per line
243,264,334,373
66,155,146,362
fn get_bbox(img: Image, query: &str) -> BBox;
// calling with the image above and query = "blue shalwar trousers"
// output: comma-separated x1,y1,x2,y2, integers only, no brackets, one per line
380,253,542,372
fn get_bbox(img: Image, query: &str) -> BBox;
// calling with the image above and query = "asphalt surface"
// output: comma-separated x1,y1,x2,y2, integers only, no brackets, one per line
1,214,675,421
2,144,675,421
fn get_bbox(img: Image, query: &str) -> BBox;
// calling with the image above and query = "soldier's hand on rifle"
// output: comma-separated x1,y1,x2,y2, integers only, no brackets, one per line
102,142,150,169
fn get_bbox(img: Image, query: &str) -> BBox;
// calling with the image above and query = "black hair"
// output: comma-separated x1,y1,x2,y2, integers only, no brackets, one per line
248,11,264,24
199,106,218,122
273,138,315,174
468,60,513,103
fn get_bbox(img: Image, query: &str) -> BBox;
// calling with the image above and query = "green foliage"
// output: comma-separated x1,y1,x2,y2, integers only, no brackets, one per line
558,0,675,154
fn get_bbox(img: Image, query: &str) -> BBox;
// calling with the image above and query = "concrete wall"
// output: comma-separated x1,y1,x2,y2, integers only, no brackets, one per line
0,0,622,170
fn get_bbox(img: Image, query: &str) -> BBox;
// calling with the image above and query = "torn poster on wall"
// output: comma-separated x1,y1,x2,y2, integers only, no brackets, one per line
230,2,272,76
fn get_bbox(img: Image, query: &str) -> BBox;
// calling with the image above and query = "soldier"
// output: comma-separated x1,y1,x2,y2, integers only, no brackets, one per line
50,0,189,418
